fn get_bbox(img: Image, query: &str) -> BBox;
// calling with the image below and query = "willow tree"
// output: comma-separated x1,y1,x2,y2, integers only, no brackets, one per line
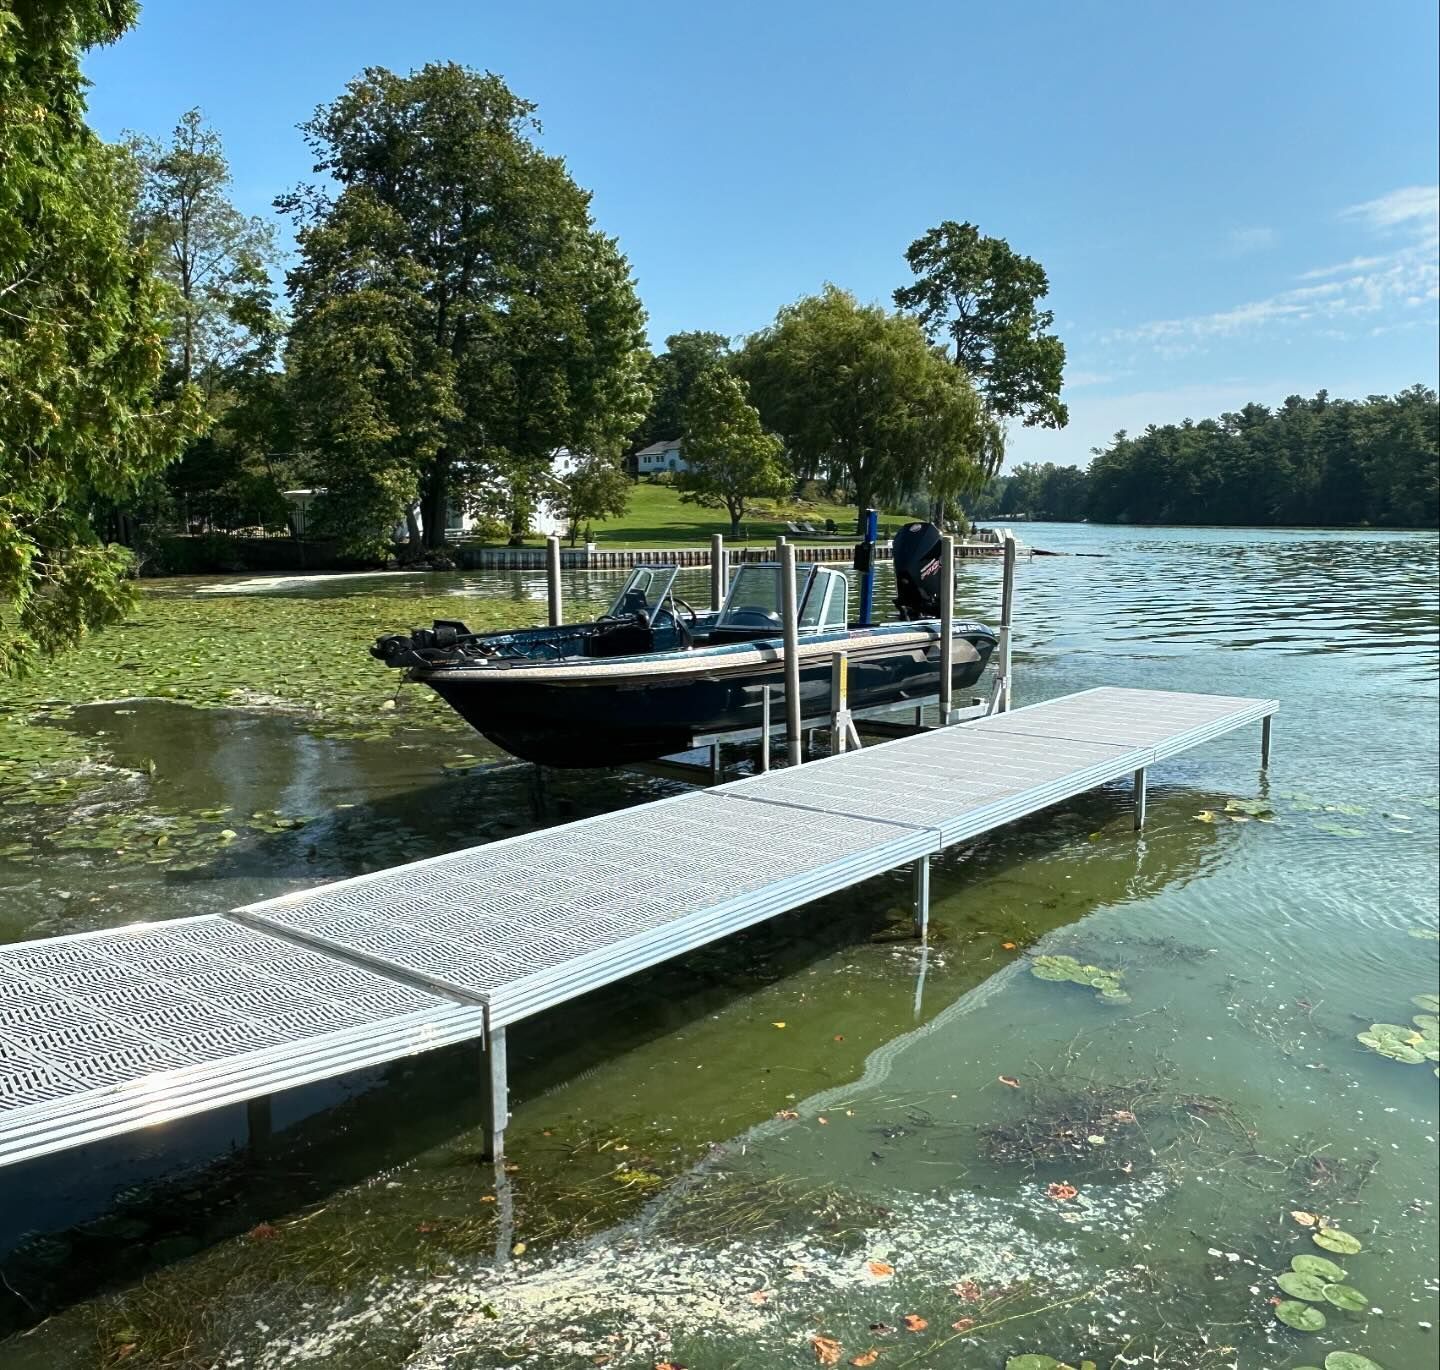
282,64,650,552
0,0,204,676
737,286,985,527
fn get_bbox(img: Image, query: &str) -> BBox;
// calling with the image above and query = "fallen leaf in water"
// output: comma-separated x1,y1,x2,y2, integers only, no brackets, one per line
1046,1182,1079,1201
1110,1109,1136,1123
866,1260,895,1279
953,1279,981,1301
1195,810,1218,824
747,1290,770,1305
850,1352,880,1367
1001,941,1017,950
868,1322,893,1334
901,1315,928,1332
811,1335,843,1365
246,1222,279,1241
772,1021,787,1029
997,1075,1021,1089
511,1241,526,1257
833,1034,845,1042
480,1195,496,1203
1290,1209,1318,1227
655,1362,687,1370
951,1317,976,1332
775,1109,799,1120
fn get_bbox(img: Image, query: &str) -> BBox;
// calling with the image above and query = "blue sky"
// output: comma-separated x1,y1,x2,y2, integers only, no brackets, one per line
84,0,1439,469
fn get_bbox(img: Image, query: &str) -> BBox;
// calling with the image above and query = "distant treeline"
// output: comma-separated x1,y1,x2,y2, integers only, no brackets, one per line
969,387,1438,528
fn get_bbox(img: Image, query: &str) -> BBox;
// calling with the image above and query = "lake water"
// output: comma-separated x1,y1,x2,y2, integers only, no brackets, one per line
1,523,1436,1369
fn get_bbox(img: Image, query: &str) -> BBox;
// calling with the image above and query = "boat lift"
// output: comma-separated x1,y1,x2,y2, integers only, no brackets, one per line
622,527,1020,786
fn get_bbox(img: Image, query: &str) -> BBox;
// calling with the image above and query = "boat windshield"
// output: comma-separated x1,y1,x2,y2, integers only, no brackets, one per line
605,566,680,625
718,564,848,633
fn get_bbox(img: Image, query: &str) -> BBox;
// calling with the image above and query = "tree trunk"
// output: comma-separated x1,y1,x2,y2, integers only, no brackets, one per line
421,458,449,550
729,510,742,538
507,493,527,547
404,503,423,550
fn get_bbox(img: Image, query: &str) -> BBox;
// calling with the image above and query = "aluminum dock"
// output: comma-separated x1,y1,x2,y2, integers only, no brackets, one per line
0,686,1276,1168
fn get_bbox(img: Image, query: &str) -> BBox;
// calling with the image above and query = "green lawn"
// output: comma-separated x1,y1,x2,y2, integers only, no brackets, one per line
471,481,905,549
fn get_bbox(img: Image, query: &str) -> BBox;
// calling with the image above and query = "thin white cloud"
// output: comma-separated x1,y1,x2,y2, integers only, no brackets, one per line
1063,369,1126,388
1340,184,1439,231
1226,225,1276,254
1111,186,1439,354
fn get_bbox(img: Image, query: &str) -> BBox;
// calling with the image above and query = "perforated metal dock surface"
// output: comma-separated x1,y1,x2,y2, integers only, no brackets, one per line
0,686,1276,1166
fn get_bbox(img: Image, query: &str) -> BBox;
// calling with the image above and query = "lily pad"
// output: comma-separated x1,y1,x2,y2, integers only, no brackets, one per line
1313,1228,1363,1254
1194,809,1218,823
1412,994,1440,1014
1321,1283,1368,1312
1006,1359,1072,1370
1275,1300,1327,1331
1324,1355,1384,1370
1313,821,1363,838
1291,1254,1346,1282
1277,1271,1329,1301
1225,797,1275,817
1415,1015,1439,1037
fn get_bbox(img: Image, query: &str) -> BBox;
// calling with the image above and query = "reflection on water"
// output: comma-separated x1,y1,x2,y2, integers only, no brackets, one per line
1,524,1436,1368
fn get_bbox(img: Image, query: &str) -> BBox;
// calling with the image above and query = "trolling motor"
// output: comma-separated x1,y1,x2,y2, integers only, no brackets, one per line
891,521,945,621
371,620,474,668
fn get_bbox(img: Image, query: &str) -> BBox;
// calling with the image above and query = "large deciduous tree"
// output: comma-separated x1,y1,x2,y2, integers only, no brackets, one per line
633,330,731,452
737,286,986,527
894,221,1067,432
550,454,631,545
678,371,789,536
129,108,278,397
282,64,650,554
0,0,205,676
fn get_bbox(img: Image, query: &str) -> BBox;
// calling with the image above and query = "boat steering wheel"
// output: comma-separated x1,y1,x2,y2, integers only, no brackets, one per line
725,607,783,628
671,595,698,625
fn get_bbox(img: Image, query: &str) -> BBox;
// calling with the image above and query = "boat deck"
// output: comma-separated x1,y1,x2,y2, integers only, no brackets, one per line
0,687,1276,1167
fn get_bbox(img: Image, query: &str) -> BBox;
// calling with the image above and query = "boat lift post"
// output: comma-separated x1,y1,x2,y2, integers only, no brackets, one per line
710,533,727,612
829,651,861,755
546,536,563,627
938,533,955,724
989,532,1017,714
780,542,803,766
856,507,879,626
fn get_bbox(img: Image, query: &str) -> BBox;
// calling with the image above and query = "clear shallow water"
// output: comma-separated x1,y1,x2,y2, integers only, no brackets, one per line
1,524,1437,1368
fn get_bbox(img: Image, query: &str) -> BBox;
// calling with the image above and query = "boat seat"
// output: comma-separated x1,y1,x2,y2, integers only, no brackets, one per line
586,618,655,658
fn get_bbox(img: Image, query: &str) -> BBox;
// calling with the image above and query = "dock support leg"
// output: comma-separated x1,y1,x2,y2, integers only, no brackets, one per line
246,1095,272,1157
709,743,723,785
483,1027,510,1162
912,856,931,940
1261,715,1273,768
1133,767,1148,831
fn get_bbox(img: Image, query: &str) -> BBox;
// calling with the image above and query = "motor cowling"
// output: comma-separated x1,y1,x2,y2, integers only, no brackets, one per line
891,521,944,620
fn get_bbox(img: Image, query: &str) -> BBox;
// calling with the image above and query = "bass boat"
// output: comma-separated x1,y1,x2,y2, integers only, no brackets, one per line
372,522,998,768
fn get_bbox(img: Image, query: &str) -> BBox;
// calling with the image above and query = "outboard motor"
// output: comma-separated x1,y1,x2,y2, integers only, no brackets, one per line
891,521,944,620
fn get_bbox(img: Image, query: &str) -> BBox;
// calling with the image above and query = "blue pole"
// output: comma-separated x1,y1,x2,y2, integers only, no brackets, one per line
858,507,879,626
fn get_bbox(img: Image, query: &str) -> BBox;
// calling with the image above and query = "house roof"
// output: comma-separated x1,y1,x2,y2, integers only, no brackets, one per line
635,439,682,457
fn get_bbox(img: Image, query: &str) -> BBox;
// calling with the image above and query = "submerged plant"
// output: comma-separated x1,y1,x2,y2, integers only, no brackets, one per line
1028,954,1130,1003
1323,1353,1384,1370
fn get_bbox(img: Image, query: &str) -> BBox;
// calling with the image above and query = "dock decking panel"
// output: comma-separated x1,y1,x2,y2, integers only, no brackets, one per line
237,793,935,1026
0,916,488,1166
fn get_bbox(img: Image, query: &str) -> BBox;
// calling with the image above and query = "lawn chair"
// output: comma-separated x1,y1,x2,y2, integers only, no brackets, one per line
798,521,816,534
785,521,802,534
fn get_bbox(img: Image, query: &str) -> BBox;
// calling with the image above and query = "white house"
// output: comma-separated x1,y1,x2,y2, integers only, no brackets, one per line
635,438,688,475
